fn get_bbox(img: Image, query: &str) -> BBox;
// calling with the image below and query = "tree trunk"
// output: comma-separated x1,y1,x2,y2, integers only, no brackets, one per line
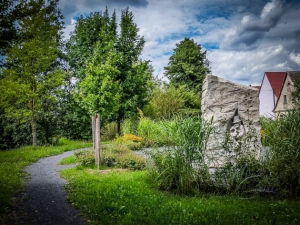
92,116,96,152
117,117,122,137
31,99,37,149
95,114,101,169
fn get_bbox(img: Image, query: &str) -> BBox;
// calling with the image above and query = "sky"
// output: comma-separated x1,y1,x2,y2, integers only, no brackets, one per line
59,0,300,86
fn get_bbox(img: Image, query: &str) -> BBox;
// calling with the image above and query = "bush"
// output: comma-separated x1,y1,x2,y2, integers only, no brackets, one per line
75,144,146,170
261,108,300,198
116,153,146,170
101,122,118,141
75,150,95,167
115,134,143,143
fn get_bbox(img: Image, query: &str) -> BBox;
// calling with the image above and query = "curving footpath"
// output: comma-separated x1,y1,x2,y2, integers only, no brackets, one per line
7,149,90,225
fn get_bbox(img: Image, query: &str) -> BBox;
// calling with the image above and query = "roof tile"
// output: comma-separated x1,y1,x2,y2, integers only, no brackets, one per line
265,72,286,98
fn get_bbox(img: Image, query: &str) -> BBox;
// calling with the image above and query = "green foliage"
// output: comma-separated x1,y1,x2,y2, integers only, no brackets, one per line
59,155,76,165
164,37,210,92
66,7,152,135
0,139,92,221
75,41,121,117
115,7,152,134
66,8,116,81
61,168,300,225
148,117,212,194
292,77,300,104
0,0,65,147
137,117,172,146
75,150,95,167
260,109,300,198
75,144,145,170
102,122,118,141
150,84,201,119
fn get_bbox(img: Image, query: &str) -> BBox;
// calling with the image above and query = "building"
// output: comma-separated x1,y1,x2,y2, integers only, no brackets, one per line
273,71,300,118
259,72,286,118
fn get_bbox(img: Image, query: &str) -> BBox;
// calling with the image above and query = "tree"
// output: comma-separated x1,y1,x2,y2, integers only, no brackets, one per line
147,84,201,119
164,37,210,92
65,9,118,143
115,7,152,135
66,8,117,81
0,0,65,148
75,40,120,168
67,7,152,137
292,77,300,105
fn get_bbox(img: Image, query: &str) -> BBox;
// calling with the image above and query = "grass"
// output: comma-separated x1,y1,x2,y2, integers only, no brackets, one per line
0,138,92,222
61,168,300,225
59,155,77,165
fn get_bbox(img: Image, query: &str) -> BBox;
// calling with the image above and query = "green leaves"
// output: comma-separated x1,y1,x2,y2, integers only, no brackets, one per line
0,0,65,147
164,38,210,92
75,42,121,118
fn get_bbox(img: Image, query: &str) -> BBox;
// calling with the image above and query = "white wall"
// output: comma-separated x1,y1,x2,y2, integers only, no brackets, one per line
259,75,276,118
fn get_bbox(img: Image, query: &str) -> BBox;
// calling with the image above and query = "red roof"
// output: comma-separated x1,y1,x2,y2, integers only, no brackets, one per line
265,72,286,98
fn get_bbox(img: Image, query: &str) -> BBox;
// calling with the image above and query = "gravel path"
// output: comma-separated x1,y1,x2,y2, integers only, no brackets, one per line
7,148,91,225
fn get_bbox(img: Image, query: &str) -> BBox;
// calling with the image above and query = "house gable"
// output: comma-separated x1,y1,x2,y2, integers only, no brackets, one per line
274,71,300,118
259,72,286,118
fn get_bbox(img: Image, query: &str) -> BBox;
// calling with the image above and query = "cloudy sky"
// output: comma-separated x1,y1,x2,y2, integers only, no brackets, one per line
59,0,300,86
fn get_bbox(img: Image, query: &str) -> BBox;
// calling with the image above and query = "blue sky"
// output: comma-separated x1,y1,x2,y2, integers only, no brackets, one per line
60,0,300,86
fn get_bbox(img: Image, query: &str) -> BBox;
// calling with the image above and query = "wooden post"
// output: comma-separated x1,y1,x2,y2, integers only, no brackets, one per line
95,114,101,169
92,116,96,157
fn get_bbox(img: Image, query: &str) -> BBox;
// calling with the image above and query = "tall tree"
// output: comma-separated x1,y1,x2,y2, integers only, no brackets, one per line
164,37,210,92
75,39,120,168
0,0,65,148
66,8,117,81
115,7,152,135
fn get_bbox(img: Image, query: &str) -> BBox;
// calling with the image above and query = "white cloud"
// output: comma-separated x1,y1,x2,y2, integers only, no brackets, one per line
60,0,300,86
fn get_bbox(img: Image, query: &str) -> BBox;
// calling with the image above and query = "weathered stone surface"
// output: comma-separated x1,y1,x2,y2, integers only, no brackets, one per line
201,74,261,168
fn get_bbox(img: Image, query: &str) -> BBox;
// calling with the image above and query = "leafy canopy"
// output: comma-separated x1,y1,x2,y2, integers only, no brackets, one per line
164,37,210,92
0,0,65,147
75,40,121,118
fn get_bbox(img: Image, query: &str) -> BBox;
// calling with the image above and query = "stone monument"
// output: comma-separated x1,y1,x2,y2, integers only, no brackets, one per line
201,74,261,169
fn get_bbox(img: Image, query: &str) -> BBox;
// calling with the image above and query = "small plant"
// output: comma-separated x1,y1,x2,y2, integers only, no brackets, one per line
117,153,146,170
115,134,143,143
75,150,95,167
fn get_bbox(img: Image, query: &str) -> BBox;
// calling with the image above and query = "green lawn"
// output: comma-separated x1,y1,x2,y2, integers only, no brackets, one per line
61,168,300,225
0,138,92,223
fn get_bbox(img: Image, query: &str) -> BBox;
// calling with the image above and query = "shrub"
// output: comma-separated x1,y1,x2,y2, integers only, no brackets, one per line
123,141,142,151
116,153,146,170
115,134,143,143
103,144,145,170
261,108,300,198
75,150,95,167
101,122,118,141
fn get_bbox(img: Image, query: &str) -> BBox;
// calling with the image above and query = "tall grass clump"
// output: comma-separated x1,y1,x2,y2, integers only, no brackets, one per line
261,109,300,198
137,117,171,146
149,116,213,194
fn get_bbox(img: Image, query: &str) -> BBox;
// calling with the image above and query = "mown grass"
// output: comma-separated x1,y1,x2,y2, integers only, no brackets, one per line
0,138,92,222
59,155,77,165
61,168,300,225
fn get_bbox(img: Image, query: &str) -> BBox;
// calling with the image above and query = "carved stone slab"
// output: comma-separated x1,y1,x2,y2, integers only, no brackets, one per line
201,74,261,168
